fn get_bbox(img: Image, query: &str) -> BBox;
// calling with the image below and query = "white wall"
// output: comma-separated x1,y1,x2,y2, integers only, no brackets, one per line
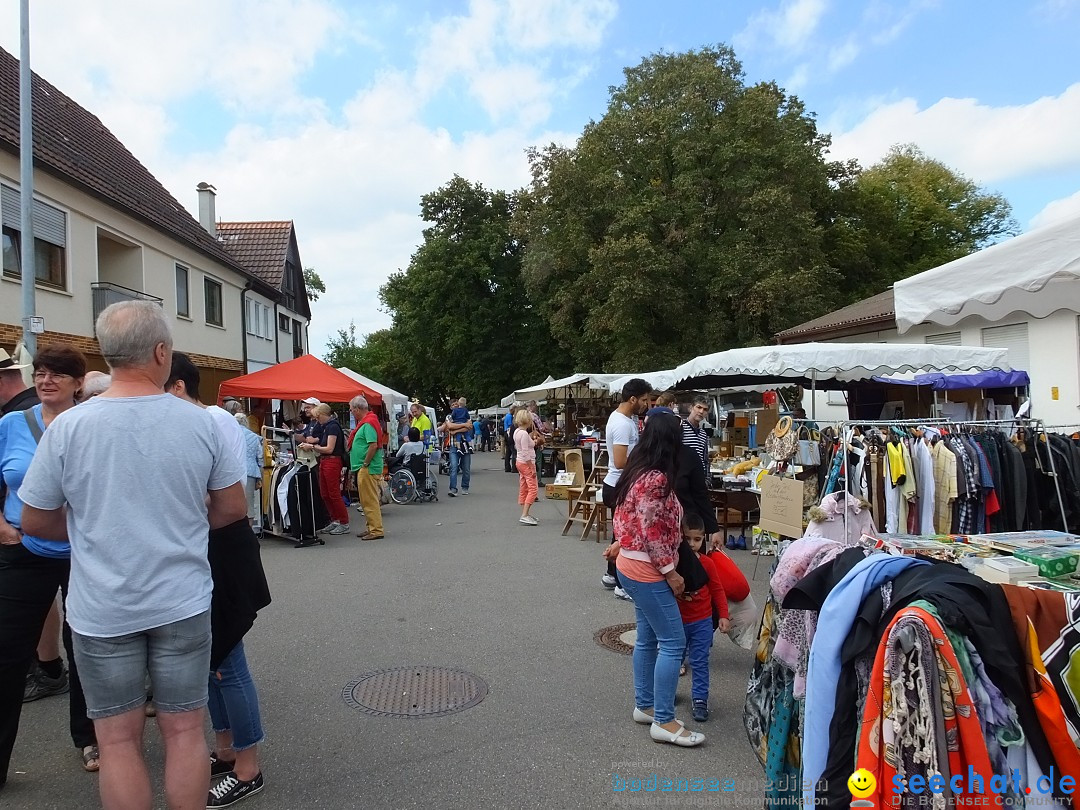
800,309,1080,427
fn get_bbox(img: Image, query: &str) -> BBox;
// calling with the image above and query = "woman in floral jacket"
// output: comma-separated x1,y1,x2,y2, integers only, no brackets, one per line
606,410,705,747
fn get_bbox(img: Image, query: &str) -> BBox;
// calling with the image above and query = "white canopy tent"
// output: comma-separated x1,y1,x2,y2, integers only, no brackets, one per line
671,343,1012,392
478,405,510,417
336,368,410,413
893,213,1080,333
502,373,627,406
605,370,678,394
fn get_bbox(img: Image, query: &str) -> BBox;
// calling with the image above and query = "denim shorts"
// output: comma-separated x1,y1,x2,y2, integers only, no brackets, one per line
73,610,212,719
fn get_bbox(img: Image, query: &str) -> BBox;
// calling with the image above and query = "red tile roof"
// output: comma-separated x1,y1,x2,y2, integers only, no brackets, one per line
215,221,293,287
0,47,250,278
775,288,896,343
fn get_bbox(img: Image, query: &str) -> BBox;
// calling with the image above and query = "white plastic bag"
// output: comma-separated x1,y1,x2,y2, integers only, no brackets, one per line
725,594,760,650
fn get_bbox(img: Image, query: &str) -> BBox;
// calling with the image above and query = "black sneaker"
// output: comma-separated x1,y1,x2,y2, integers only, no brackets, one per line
209,751,236,777
207,772,264,808
692,699,709,722
23,662,69,703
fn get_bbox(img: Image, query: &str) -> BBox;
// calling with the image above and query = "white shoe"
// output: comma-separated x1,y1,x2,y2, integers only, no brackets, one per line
328,523,350,535
650,720,704,747
519,516,538,526
633,707,655,724
601,574,618,589
613,586,633,602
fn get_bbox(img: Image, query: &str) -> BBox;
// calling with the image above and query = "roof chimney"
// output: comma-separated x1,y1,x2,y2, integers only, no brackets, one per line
196,182,217,237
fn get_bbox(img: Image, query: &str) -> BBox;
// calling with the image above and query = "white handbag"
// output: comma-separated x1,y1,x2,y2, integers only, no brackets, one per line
794,426,821,467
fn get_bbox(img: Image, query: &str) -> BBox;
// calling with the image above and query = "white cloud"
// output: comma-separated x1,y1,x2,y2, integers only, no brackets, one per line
1030,190,1080,229
828,83,1080,183
736,0,829,54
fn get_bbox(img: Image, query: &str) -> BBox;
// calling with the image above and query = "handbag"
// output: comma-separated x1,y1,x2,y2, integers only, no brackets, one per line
764,416,797,462
794,426,821,467
675,539,710,594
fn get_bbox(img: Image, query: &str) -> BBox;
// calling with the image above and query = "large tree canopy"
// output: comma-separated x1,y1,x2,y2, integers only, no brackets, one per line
377,176,569,409
515,46,843,369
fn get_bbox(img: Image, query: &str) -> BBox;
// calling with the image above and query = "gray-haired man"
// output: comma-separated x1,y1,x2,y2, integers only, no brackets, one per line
20,300,247,810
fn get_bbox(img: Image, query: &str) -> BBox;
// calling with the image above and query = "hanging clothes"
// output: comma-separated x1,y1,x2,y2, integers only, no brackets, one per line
929,439,958,534
912,435,936,535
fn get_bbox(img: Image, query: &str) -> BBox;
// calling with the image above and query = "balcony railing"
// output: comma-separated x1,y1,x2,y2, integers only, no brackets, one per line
91,282,163,327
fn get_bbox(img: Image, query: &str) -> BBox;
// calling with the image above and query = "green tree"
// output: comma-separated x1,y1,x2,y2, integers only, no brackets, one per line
379,176,569,409
325,323,411,399
303,267,326,302
515,45,842,368
830,145,1017,298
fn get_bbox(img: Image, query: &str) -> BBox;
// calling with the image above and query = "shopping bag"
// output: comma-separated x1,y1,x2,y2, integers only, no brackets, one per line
725,594,760,650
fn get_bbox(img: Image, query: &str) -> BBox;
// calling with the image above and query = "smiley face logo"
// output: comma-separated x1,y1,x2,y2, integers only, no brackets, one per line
848,768,876,799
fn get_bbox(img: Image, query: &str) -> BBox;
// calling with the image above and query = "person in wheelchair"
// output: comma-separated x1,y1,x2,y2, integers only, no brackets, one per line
388,428,437,503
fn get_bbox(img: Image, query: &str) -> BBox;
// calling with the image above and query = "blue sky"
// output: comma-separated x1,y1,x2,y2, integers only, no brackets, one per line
2,0,1078,356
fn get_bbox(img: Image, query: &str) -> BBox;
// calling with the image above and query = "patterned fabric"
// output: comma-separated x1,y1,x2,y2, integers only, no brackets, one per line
1042,593,1080,745
612,470,683,574
856,605,1000,809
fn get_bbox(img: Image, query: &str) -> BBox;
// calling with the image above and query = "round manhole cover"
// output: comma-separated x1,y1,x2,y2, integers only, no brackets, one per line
342,666,489,718
594,623,637,655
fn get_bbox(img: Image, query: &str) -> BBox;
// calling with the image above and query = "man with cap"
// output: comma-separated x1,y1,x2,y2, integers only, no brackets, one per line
0,348,37,416
294,397,324,444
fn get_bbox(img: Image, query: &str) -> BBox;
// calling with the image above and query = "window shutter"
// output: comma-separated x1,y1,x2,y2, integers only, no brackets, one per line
0,185,66,246
925,332,961,346
981,323,1029,372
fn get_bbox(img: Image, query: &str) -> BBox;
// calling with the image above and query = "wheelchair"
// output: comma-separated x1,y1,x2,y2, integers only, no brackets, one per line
388,451,439,504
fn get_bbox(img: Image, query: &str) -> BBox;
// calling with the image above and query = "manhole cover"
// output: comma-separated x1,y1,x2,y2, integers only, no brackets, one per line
594,623,637,655
342,666,489,718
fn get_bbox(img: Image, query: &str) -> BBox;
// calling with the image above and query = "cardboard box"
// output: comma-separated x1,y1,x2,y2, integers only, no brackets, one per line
756,408,779,439
1013,548,1079,578
716,507,745,525
715,441,734,458
545,484,571,500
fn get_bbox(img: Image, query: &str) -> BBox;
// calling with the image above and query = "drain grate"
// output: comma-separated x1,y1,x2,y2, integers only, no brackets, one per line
342,666,489,718
594,623,637,655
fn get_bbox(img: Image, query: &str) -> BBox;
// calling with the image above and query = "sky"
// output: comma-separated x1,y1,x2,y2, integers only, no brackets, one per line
2,0,1079,357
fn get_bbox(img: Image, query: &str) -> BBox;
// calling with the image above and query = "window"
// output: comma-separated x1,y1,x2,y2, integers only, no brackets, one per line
925,332,961,346
204,277,223,326
246,298,257,336
292,318,304,355
1,185,67,289
176,265,190,317
982,323,1029,372
279,313,291,333
262,305,271,339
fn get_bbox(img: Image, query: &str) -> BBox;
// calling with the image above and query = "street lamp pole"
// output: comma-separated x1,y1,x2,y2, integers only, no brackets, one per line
19,0,38,356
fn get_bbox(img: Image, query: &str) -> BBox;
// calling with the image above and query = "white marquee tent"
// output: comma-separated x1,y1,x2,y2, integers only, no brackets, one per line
893,213,1080,333
336,367,410,413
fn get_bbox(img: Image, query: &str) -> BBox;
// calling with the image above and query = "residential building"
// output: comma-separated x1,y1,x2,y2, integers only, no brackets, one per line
0,46,302,396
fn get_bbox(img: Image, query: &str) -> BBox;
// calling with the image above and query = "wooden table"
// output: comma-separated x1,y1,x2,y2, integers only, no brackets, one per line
708,487,760,540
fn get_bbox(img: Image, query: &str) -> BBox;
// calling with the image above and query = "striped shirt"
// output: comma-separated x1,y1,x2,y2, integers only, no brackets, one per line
681,419,709,474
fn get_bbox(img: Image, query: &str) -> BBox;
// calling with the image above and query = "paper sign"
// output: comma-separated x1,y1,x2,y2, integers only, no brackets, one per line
757,475,804,538
553,471,576,486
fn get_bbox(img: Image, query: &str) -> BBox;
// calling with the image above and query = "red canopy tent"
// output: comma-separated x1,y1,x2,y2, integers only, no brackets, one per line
218,354,383,406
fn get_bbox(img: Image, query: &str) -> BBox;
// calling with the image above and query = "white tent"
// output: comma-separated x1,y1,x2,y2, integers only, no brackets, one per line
335,367,410,413
478,405,510,416
504,373,626,405
605,370,678,394
893,213,1080,333
671,342,1012,390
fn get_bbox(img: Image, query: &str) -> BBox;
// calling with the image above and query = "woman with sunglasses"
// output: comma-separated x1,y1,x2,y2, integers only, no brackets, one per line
0,346,98,786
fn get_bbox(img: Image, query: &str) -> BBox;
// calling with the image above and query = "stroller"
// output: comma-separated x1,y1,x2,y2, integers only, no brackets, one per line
388,450,439,504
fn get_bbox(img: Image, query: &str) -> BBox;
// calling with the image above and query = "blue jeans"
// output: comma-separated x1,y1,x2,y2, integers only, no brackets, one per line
683,617,713,703
207,641,264,751
449,447,472,492
619,574,683,724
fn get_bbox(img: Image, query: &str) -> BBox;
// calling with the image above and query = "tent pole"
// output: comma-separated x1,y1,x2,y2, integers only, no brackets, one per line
810,372,817,419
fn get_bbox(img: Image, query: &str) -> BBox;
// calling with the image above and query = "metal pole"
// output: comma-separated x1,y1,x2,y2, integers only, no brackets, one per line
1037,421,1071,532
810,371,817,419
19,0,37,356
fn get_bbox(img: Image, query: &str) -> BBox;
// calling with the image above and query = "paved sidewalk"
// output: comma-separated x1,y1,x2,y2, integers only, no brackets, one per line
7,459,771,809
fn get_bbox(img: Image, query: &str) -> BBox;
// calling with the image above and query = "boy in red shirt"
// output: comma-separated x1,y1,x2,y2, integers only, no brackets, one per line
678,513,730,722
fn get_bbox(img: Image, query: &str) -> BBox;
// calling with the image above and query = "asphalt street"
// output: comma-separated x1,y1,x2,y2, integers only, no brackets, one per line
7,456,772,809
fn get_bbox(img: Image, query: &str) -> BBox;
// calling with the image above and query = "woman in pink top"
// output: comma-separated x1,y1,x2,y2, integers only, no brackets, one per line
513,409,538,525
604,410,705,747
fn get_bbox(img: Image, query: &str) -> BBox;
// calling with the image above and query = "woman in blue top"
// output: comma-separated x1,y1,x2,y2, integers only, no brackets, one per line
0,345,97,785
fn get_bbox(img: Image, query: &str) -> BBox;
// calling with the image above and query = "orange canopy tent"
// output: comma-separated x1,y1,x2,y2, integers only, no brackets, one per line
218,354,383,407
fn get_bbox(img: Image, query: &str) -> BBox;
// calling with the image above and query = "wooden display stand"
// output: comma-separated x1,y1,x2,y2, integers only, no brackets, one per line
562,448,609,543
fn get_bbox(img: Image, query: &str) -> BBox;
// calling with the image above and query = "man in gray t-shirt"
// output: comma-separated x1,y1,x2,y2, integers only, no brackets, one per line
19,301,247,810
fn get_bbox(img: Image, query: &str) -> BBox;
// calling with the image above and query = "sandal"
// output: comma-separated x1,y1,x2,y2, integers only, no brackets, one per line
679,664,687,677
82,744,100,772
649,720,705,747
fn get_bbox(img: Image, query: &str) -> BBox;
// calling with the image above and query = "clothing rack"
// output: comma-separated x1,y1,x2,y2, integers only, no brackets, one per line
836,417,1070,537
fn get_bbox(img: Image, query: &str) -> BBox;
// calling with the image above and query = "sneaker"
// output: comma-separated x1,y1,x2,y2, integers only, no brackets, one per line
613,586,633,602
209,751,236,778
207,772,264,808
692,699,709,722
461,490,469,495
328,523,350,535
23,662,69,703
601,574,618,589
317,522,336,534
519,515,538,526
448,490,458,497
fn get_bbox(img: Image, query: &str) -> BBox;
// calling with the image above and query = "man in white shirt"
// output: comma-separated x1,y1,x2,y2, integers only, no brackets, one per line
601,378,652,600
